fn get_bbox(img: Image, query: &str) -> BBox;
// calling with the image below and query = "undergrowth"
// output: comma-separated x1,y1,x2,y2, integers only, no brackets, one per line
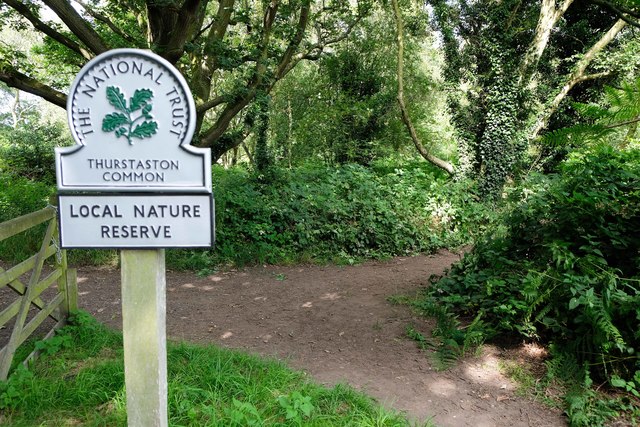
166,161,492,269
0,162,492,269
0,311,430,426
411,145,640,425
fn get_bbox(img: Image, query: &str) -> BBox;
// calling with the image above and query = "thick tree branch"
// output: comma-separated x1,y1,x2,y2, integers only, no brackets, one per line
274,4,310,80
199,1,279,156
74,0,140,45
209,0,235,42
192,0,235,106
202,90,257,160
392,0,454,176
196,95,226,114
0,66,67,108
190,0,236,142
42,0,109,55
519,0,575,84
3,0,91,59
530,19,626,139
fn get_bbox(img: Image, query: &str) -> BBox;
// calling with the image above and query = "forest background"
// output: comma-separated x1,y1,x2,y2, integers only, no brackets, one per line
0,0,639,424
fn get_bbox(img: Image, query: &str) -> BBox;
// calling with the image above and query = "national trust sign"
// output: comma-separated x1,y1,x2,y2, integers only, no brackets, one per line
56,49,214,248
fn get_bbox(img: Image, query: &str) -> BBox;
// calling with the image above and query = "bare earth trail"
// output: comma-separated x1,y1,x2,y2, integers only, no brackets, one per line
78,252,566,426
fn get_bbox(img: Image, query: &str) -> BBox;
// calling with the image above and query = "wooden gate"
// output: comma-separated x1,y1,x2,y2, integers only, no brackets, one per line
0,206,77,380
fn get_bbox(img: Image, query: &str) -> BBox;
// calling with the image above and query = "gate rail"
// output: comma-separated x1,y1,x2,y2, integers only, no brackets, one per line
0,206,77,380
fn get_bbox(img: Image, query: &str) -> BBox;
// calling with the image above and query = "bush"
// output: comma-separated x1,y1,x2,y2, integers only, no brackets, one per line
169,162,492,269
425,146,640,385
0,122,72,185
0,172,53,222
0,172,54,261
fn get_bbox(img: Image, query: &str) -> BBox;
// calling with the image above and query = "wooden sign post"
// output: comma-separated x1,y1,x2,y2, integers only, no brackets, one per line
56,49,213,426
121,249,167,426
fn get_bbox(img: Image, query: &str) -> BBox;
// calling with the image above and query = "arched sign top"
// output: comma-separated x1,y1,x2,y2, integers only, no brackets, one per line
57,49,211,193
68,49,196,147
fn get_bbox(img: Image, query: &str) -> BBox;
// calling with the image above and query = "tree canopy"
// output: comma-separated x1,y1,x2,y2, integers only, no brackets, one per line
0,0,373,161
1,0,638,183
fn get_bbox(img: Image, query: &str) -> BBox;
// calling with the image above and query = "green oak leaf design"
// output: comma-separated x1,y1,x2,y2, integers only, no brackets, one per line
102,86,158,145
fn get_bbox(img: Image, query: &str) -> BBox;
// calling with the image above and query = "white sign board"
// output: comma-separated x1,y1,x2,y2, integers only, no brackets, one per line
56,49,214,249
58,194,214,248
56,49,211,193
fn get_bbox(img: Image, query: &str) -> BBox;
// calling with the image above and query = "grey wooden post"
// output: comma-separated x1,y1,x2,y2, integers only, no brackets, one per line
121,249,168,427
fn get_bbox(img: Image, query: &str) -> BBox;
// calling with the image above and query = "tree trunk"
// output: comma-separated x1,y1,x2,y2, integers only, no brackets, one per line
43,0,109,55
391,0,454,176
145,0,205,64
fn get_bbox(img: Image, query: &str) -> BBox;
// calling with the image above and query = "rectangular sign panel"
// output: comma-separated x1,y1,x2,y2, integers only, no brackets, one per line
58,194,214,248
56,150,212,193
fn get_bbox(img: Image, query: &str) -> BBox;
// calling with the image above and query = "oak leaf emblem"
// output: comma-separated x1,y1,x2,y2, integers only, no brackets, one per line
102,86,158,144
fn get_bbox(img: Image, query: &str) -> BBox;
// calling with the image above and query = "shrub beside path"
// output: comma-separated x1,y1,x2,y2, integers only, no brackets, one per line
78,252,566,426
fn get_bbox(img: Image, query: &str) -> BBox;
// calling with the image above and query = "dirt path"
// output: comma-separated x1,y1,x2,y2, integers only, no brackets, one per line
77,252,566,426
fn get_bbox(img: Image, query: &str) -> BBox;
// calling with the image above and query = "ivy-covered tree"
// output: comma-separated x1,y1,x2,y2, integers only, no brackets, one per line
0,0,373,162
429,0,640,197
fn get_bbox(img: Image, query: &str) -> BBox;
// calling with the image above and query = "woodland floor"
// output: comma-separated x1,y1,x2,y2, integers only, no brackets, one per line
75,251,567,426
2,251,568,426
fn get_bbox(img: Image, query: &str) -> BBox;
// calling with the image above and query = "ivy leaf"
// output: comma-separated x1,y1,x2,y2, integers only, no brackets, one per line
102,112,128,132
131,121,158,139
129,89,153,112
106,86,128,112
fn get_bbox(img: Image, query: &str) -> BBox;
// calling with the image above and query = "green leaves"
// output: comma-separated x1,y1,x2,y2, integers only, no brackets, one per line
131,121,158,139
129,89,153,112
277,391,314,422
105,86,127,112
424,145,640,401
101,86,158,145
543,77,640,149
101,112,127,132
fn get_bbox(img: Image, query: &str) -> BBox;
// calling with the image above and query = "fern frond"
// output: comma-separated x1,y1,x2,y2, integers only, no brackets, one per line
534,302,553,324
573,102,609,120
603,78,640,122
541,124,615,147
588,297,626,352
604,84,626,109
548,77,640,147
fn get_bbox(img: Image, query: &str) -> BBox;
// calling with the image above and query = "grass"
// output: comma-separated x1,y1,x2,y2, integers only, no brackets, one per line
0,311,432,426
500,352,640,426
